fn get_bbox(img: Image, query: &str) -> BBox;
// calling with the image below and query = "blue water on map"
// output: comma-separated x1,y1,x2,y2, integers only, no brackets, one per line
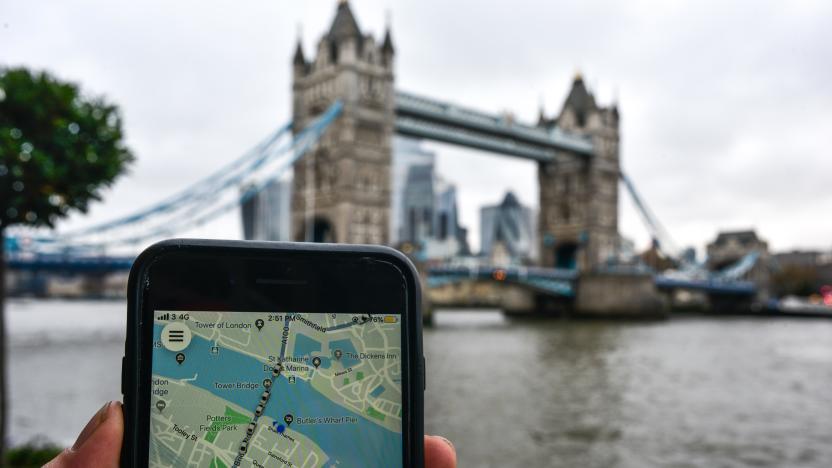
370,385,385,398
153,324,401,467
294,333,321,356
329,338,360,368
294,333,332,369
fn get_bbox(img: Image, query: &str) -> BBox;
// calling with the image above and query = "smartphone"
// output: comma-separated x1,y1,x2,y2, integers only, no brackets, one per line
121,239,424,468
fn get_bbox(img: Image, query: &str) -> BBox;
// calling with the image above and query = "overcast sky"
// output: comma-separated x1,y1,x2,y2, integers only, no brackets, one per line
3,0,831,254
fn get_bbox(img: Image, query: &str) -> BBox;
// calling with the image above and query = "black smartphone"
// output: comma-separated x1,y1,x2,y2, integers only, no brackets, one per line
121,239,424,468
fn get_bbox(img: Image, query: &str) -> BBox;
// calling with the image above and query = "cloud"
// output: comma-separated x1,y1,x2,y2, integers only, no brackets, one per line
3,0,830,252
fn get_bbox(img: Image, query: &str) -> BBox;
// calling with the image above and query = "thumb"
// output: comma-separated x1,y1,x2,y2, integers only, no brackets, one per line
425,435,457,468
45,401,124,468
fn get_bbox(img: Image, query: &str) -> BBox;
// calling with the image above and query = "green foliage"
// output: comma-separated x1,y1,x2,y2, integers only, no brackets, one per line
5,441,63,467
0,67,134,230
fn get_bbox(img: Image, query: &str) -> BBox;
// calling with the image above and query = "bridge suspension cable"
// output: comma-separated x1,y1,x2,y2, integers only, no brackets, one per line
619,171,682,262
9,101,343,254
51,122,292,241
619,171,762,283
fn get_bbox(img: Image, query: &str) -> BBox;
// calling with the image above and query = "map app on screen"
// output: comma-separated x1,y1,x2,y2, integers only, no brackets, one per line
149,311,403,468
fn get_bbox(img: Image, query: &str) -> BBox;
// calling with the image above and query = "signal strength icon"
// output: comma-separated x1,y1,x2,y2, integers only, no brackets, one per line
158,312,171,321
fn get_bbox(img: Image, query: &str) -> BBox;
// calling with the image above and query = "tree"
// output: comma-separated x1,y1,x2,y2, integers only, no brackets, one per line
0,67,134,459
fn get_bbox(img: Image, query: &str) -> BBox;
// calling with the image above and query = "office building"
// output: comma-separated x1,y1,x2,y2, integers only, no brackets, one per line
240,176,292,241
480,192,537,263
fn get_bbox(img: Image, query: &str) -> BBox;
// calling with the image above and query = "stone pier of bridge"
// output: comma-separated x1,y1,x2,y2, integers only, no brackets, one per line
573,271,668,318
421,266,761,320
420,267,671,322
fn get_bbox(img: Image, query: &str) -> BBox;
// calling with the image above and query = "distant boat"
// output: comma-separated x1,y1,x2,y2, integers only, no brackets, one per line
773,296,832,318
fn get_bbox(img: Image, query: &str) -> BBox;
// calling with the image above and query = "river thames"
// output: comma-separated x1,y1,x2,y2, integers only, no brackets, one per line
6,300,832,467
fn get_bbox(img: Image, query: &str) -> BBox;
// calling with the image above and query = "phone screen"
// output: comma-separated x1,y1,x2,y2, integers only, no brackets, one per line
149,310,403,468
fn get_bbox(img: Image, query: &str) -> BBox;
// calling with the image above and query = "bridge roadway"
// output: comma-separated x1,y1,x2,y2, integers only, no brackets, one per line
426,264,757,318
9,254,755,295
8,253,135,273
428,264,755,296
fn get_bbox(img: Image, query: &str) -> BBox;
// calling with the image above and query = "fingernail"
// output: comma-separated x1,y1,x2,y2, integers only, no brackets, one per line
436,436,454,451
72,401,112,451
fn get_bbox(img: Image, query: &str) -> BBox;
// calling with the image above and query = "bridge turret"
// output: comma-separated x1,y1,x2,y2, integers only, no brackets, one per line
290,0,395,244
292,40,307,78
537,73,621,270
381,27,395,67
557,73,597,129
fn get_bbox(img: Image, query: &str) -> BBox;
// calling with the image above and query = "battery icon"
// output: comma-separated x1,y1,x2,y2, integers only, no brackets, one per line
383,315,398,323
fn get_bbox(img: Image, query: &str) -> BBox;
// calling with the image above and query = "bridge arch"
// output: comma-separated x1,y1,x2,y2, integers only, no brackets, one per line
295,216,337,243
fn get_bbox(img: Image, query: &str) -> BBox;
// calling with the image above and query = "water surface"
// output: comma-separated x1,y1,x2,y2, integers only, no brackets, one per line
7,301,832,467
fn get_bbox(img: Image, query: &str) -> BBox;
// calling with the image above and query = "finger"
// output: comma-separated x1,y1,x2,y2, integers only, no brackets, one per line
70,401,112,452
425,435,457,468
45,401,124,468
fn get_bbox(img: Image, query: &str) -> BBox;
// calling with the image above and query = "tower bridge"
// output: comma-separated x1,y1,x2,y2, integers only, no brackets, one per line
291,1,620,272
6,1,766,315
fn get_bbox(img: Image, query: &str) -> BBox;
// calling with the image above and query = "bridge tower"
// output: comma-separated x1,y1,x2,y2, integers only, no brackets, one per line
537,74,620,270
291,0,395,243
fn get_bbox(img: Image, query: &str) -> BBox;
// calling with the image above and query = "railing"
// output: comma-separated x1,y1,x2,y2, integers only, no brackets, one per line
427,263,758,297
427,264,577,297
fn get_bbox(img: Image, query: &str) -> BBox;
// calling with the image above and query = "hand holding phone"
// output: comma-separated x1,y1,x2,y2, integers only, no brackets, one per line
120,240,425,467
45,404,457,467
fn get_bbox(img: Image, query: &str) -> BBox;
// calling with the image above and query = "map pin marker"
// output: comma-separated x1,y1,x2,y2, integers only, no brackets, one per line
255,319,264,331
312,356,321,368
156,400,166,413
284,414,294,426
175,352,186,365
334,349,343,360
263,378,272,388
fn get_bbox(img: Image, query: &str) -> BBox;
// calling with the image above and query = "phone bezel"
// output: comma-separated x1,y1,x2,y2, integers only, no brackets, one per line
122,239,424,468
